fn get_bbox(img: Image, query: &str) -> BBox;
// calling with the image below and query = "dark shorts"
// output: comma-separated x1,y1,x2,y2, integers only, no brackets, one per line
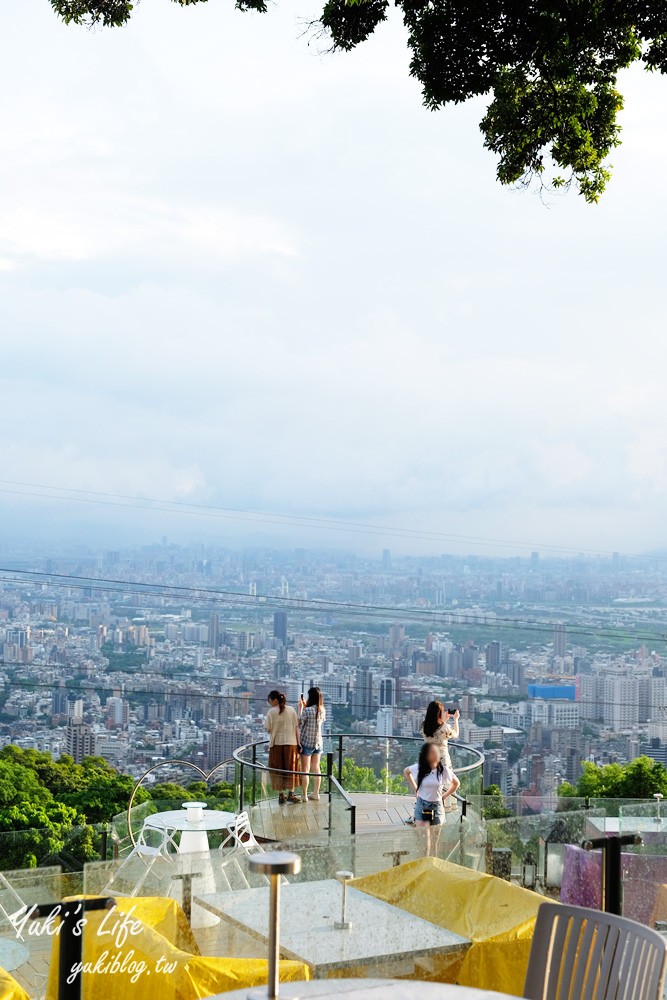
414,796,444,826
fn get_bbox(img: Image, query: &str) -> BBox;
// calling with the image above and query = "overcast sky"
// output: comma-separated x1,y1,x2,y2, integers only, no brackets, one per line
1,0,666,557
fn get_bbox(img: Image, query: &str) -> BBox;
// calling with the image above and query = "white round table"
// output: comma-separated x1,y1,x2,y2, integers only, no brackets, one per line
0,937,30,972
216,980,524,999
145,802,236,853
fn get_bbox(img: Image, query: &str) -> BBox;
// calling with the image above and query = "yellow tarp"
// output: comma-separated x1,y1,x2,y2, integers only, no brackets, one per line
0,968,29,1000
351,857,542,996
45,896,309,1000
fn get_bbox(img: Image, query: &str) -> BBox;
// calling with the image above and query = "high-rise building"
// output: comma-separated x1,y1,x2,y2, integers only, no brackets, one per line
275,644,289,679
65,718,95,763
106,696,129,729
486,641,502,671
208,612,220,650
603,676,639,731
553,624,568,658
460,694,476,720
51,682,68,718
205,725,251,768
382,549,391,571
462,645,479,670
379,678,396,708
273,611,288,647
388,624,405,649
376,707,394,736
5,628,29,647
530,551,540,572
352,667,375,719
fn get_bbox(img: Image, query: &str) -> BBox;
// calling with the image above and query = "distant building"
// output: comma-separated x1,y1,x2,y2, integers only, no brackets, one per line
273,611,288,647
106,696,129,729
65,719,95,763
486,641,502,671
376,707,393,737
379,678,396,708
51,683,68,718
382,549,391,571
208,612,220,650
205,725,251,769
352,667,375,719
528,684,576,701
553,624,567,658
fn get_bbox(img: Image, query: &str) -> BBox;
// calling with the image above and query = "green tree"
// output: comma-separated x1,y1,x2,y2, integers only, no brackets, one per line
559,756,667,800
482,783,513,819
338,759,406,793
48,0,667,203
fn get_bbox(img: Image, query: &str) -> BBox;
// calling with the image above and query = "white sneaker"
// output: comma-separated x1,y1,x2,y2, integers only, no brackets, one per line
308,794,321,801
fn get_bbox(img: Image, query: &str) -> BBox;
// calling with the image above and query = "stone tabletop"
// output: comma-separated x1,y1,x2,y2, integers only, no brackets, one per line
196,879,470,975
0,936,30,972
213,978,524,999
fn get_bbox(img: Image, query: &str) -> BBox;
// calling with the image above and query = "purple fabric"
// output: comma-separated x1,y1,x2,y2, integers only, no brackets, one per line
561,844,667,924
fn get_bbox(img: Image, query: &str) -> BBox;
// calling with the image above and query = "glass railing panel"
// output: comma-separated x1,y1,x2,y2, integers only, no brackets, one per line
235,735,484,808
616,801,667,928
483,807,605,897
0,862,77,1000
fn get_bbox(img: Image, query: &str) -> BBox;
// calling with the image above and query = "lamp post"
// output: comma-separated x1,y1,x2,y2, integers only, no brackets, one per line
334,870,354,930
247,851,301,1000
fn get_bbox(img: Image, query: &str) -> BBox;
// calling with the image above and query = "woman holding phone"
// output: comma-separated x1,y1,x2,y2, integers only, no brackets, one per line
404,743,460,855
298,686,326,801
421,700,460,812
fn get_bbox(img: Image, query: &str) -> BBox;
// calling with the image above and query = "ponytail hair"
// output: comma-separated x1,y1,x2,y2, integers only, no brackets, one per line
268,690,287,714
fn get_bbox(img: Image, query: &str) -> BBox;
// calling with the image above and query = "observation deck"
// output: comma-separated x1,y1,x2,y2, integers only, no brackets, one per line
232,734,485,841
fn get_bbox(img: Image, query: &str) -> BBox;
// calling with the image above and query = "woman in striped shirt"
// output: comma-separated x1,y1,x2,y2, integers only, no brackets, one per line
298,687,326,802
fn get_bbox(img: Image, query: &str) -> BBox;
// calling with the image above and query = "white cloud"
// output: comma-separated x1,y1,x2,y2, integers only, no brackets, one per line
0,0,666,553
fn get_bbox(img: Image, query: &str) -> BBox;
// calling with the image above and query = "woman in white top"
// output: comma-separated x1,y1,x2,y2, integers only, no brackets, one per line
404,742,460,855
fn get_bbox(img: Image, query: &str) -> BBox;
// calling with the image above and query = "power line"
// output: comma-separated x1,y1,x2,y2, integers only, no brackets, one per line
2,676,667,720
2,566,667,645
0,478,657,558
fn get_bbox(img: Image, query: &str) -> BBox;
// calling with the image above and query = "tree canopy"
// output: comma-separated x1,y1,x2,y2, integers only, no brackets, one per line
49,0,667,203
560,756,667,800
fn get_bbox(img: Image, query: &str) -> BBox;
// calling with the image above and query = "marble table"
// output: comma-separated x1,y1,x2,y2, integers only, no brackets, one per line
196,879,470,976
214,978,524,999
0,936,30,972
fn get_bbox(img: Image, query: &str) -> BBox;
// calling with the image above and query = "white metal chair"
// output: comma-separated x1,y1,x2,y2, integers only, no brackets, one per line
524,901,667,1000
104,821,179,897
219,811,262,853
217,811,286,890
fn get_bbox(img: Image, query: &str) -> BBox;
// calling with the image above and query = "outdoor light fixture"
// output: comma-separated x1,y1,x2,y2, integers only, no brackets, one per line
334,870,354,930
184,801,206,823
521,851,536,890
538,818,571,890
247,850,301,1000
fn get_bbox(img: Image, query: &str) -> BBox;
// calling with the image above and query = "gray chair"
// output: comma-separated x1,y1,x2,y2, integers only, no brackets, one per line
524,901,667,1000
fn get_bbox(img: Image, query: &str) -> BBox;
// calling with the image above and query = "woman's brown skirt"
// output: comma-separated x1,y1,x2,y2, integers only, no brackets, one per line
268,744,299,792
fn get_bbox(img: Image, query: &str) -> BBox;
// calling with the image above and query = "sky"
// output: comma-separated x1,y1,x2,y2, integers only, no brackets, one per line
1,0,666,558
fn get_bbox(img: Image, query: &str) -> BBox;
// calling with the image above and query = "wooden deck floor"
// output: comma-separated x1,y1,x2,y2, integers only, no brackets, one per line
248,793,432,842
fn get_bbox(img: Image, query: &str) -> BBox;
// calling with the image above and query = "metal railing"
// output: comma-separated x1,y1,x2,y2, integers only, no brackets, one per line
233,734,484,836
